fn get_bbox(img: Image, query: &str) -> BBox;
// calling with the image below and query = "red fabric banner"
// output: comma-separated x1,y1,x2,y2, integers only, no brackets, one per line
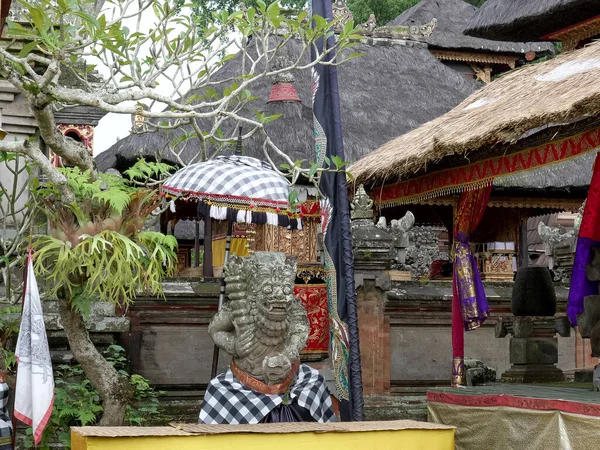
295,284,330,354
374,126,600,206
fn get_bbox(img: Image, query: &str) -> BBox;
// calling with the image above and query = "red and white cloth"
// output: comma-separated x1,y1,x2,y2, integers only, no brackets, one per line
14,256,54,446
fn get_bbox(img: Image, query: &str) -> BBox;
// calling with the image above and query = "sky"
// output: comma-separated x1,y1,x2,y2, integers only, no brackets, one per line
91,4,159,156
91,4,235,156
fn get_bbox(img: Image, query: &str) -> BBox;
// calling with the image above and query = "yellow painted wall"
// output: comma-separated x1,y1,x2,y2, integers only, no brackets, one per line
72,427,454,450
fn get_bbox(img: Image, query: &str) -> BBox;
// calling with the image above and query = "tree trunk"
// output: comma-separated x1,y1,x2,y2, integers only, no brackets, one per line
57,299,133,426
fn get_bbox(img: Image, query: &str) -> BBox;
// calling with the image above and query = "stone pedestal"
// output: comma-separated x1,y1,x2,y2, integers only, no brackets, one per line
496,316,570,383
351,185,394,395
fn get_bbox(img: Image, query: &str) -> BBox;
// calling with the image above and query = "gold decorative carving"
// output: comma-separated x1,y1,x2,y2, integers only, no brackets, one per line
57,123,94,151
254,219,319,264
451,357,465,387
297,266,326,284
470,63,493,84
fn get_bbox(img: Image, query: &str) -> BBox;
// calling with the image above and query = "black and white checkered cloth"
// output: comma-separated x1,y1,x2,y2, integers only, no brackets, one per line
0,383,12,450
199,364,335,424
162,155,290,208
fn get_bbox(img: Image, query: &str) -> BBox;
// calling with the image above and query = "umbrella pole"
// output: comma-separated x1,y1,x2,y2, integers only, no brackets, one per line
194,220,200,268
203,218,213,277
211,220,233,378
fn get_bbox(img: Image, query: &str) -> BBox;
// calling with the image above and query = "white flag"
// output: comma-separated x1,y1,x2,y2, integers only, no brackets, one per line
14,257,54,446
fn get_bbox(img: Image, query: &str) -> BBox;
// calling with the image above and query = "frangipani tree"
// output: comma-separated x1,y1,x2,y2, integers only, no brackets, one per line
0,0,359,425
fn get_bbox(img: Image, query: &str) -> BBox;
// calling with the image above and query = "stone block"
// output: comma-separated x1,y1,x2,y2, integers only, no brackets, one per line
509,337,558,365
577,295,600,338
501,364,565,383
555,316,572,337
574,369,593,383
495,319,508,338
464,358,496,386
512,319,534,338
591,321,600,357
466,368,484,387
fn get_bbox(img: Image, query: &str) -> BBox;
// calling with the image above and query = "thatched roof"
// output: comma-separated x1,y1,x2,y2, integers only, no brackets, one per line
464,0,600,42
350,40,600,186
96,37,479,173
388,0,554,55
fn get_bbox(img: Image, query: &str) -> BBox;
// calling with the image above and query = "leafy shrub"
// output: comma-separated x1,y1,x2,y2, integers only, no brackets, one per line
24,345,165,449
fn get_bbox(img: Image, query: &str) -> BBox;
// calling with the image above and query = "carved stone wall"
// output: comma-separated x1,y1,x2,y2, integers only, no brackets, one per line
394,226,449,278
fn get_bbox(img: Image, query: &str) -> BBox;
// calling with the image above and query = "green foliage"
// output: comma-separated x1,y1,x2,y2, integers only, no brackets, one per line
33,229,177,306
25,345,165,450
347,0,487,25
32,164,178,306
0,305,21,370
184,0,307,28
347,0,419,25
124,159,175,183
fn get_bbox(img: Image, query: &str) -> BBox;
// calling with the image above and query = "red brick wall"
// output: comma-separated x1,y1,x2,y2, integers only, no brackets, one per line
357,281,391,395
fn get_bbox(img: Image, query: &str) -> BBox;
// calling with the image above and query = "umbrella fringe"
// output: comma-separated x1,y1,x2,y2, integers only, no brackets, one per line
195,200,302,230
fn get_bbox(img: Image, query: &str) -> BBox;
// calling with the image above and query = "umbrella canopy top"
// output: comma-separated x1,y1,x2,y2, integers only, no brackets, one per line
161,155,292,212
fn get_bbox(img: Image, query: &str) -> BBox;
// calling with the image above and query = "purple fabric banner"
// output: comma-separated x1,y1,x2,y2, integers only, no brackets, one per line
568,237,600,324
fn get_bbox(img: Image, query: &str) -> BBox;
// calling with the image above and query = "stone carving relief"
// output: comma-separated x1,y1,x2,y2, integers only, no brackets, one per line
373,18,437,39
538,202,584,281
394,226,449,278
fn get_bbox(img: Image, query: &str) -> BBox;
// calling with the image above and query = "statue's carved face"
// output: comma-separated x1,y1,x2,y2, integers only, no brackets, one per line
225,252,298,323
239,252,297,322
255,272,295,321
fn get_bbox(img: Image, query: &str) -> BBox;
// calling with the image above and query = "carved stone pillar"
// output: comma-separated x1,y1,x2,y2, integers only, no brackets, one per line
351,185,394,395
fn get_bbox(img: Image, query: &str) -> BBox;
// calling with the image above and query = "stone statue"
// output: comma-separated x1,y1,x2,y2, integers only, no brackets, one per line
201,251,334,424
351,184,374,220
360,14,376,33
208,251,309,385
332,0,353,33
390,211,415,243
390,211,415,264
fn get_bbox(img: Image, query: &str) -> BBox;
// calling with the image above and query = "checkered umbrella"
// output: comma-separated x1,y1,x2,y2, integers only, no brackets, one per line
161,155,301,230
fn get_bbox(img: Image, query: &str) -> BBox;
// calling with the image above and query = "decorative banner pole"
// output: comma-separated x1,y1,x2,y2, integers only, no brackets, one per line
14,251,54,446
311,0,364,420
451,186,492,386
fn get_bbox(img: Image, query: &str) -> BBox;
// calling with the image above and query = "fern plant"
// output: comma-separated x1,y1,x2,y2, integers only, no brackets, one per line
32,161,178,306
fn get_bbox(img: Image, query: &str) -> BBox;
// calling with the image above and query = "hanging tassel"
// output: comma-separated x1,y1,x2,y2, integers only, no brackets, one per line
197,201,210,219
278,214,290,228
252,211,267,224
227,208,238,223
237,210,246,223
